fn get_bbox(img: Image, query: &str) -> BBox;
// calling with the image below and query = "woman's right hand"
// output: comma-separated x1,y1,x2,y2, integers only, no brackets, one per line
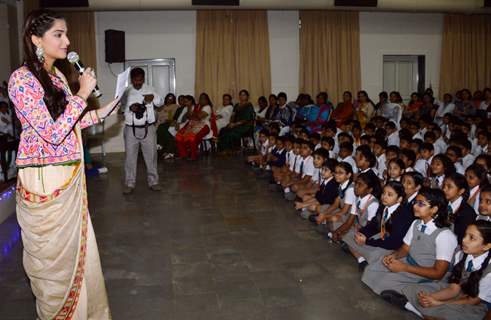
77,68,97,101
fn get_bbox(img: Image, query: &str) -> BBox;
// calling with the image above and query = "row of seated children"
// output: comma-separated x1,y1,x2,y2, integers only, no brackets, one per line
246,118,491,319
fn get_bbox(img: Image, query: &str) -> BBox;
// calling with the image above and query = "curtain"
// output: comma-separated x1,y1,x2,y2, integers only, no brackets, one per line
55,11,99,109
299,10,361,105
439,14,491,97
195,10,271,107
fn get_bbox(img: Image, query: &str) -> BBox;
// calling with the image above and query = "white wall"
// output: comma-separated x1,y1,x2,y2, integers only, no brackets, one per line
0,3,11,83
359,12,443,101
268,10,299,101
93,10,444,153
95,11,196,153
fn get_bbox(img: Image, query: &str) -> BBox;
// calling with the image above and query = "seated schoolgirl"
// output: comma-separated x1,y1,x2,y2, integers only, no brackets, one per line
478,185,491,222
349,181,414,271
331,173,380,263
401,221,491,320
466,164,489,214
314,162,355,234
295,158,338,220
281,140,314,200
276,138,302,187
429,154,456,189
386,158,406,183
272,136,294,183
362,188,458,296
443,173,477,245
247,129,269,166
294,148,330,200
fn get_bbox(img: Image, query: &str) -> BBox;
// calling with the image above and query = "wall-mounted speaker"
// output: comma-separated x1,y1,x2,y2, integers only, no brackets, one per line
334,0,377,7
104,30,125,63
485,0,491,7
192,0,240,5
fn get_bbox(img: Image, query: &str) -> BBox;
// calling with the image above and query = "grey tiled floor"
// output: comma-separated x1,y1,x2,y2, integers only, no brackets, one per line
0,154,416,319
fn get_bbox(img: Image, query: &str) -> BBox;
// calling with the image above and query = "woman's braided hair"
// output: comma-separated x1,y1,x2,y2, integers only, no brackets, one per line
23,9,67,120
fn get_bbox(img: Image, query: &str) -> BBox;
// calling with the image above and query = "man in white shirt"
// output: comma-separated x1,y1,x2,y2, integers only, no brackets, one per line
121,68,164,194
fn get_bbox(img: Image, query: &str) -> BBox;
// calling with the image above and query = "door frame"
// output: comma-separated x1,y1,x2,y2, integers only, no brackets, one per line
124,58,176,95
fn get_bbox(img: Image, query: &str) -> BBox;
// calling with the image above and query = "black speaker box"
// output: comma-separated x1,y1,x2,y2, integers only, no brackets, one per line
192,0,239,5
105,30,125,63
41,0,89,7
334,0,377,7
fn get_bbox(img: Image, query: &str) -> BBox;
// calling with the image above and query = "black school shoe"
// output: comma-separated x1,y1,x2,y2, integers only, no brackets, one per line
380,290,408,310
308,214,319,224
340,241,351,254
358,261,368,272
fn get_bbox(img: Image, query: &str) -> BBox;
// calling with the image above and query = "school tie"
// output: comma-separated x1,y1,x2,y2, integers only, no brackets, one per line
300,161,304,174
420,224,427,234
380,207,389,240
318,171,321,182
338,185,345,198
448,204,454,217
467,260,474,272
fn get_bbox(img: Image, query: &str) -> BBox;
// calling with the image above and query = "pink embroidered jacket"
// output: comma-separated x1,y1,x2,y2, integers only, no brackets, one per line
8,66,100,168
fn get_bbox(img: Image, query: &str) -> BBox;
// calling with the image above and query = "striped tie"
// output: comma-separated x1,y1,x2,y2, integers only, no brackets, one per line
466,260,473,272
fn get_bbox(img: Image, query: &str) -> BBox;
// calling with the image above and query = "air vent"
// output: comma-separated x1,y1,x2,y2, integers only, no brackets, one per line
334,0,377,7
192,0,240,5
40,0,89,7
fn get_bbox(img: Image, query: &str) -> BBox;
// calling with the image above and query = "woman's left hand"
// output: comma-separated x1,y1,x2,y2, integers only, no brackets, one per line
96,98,121,120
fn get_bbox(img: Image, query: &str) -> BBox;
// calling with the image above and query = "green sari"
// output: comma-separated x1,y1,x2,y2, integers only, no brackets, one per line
217,102,254,151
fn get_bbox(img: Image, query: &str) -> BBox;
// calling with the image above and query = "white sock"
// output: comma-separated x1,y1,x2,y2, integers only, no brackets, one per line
284,187,290,193
357,257,366,263
404,302,423,318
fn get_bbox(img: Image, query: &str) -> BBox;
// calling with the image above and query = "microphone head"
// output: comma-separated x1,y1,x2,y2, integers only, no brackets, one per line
67,51,79,64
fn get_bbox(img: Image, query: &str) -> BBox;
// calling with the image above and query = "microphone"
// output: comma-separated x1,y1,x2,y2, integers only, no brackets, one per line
67,51,102,98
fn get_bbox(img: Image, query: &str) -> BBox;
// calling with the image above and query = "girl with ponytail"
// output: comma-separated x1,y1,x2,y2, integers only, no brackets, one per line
402,221,491,319
8,9,117,319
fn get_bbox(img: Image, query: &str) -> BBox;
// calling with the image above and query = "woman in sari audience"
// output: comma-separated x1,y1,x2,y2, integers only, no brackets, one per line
354,90,375,128
331,91,354,128
215,93,234,134
403,92,422,119
307,92,332,133
419,93,437,121
272,92,294,135
175,93,214,160
218,89,255,152
455,89,475,119
161,95,192,159
157,93,179,150
434,93,456,126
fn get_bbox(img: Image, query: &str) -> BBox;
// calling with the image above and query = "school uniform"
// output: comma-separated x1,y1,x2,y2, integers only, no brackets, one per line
353,202,415,263
315,177,339,206
359,168,379,183
259,139,270,156
468,185,480,215
402,251,491,320
434,137,448,155
324,180,356,230
475,144,489,156
269,148,287,168
300,155,315,178
462,153,476,170
314,143,321,150
414,157,432,178
362,219,457,295
454,161,465,174
293,154,303,174
429,174,445,189
449,196,477,245
376,154,386,180
285,150,295,169
387,131,400,147
338,155,357,173
342,194,379,253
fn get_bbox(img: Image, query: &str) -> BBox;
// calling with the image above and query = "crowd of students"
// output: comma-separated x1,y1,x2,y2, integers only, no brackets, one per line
243,87,491,319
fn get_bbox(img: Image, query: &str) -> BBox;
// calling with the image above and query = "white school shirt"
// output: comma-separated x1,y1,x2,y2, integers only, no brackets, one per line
469,185,480,214
289,152,299,171
338,155,357,173
433,137,448,155
387,131,400,147
300,155,315,178
122,83,164,126
314,143,322,150
294,155,303,174
454,251,491,303
384,203,401,221
376,154,387,180
462,154,476,170
339,180,356,208
455,161,465,175
434,102,456,125
412,131,424,141
477,215,491,222
449,197,464,215
475,144,489,157
350,194,379,222
403,219,458,262
260,139,270,156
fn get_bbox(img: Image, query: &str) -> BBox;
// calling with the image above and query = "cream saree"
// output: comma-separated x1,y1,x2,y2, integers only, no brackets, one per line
16,126,111,320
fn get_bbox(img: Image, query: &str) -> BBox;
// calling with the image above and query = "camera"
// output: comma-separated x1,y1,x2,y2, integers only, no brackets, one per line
130,102,146,119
